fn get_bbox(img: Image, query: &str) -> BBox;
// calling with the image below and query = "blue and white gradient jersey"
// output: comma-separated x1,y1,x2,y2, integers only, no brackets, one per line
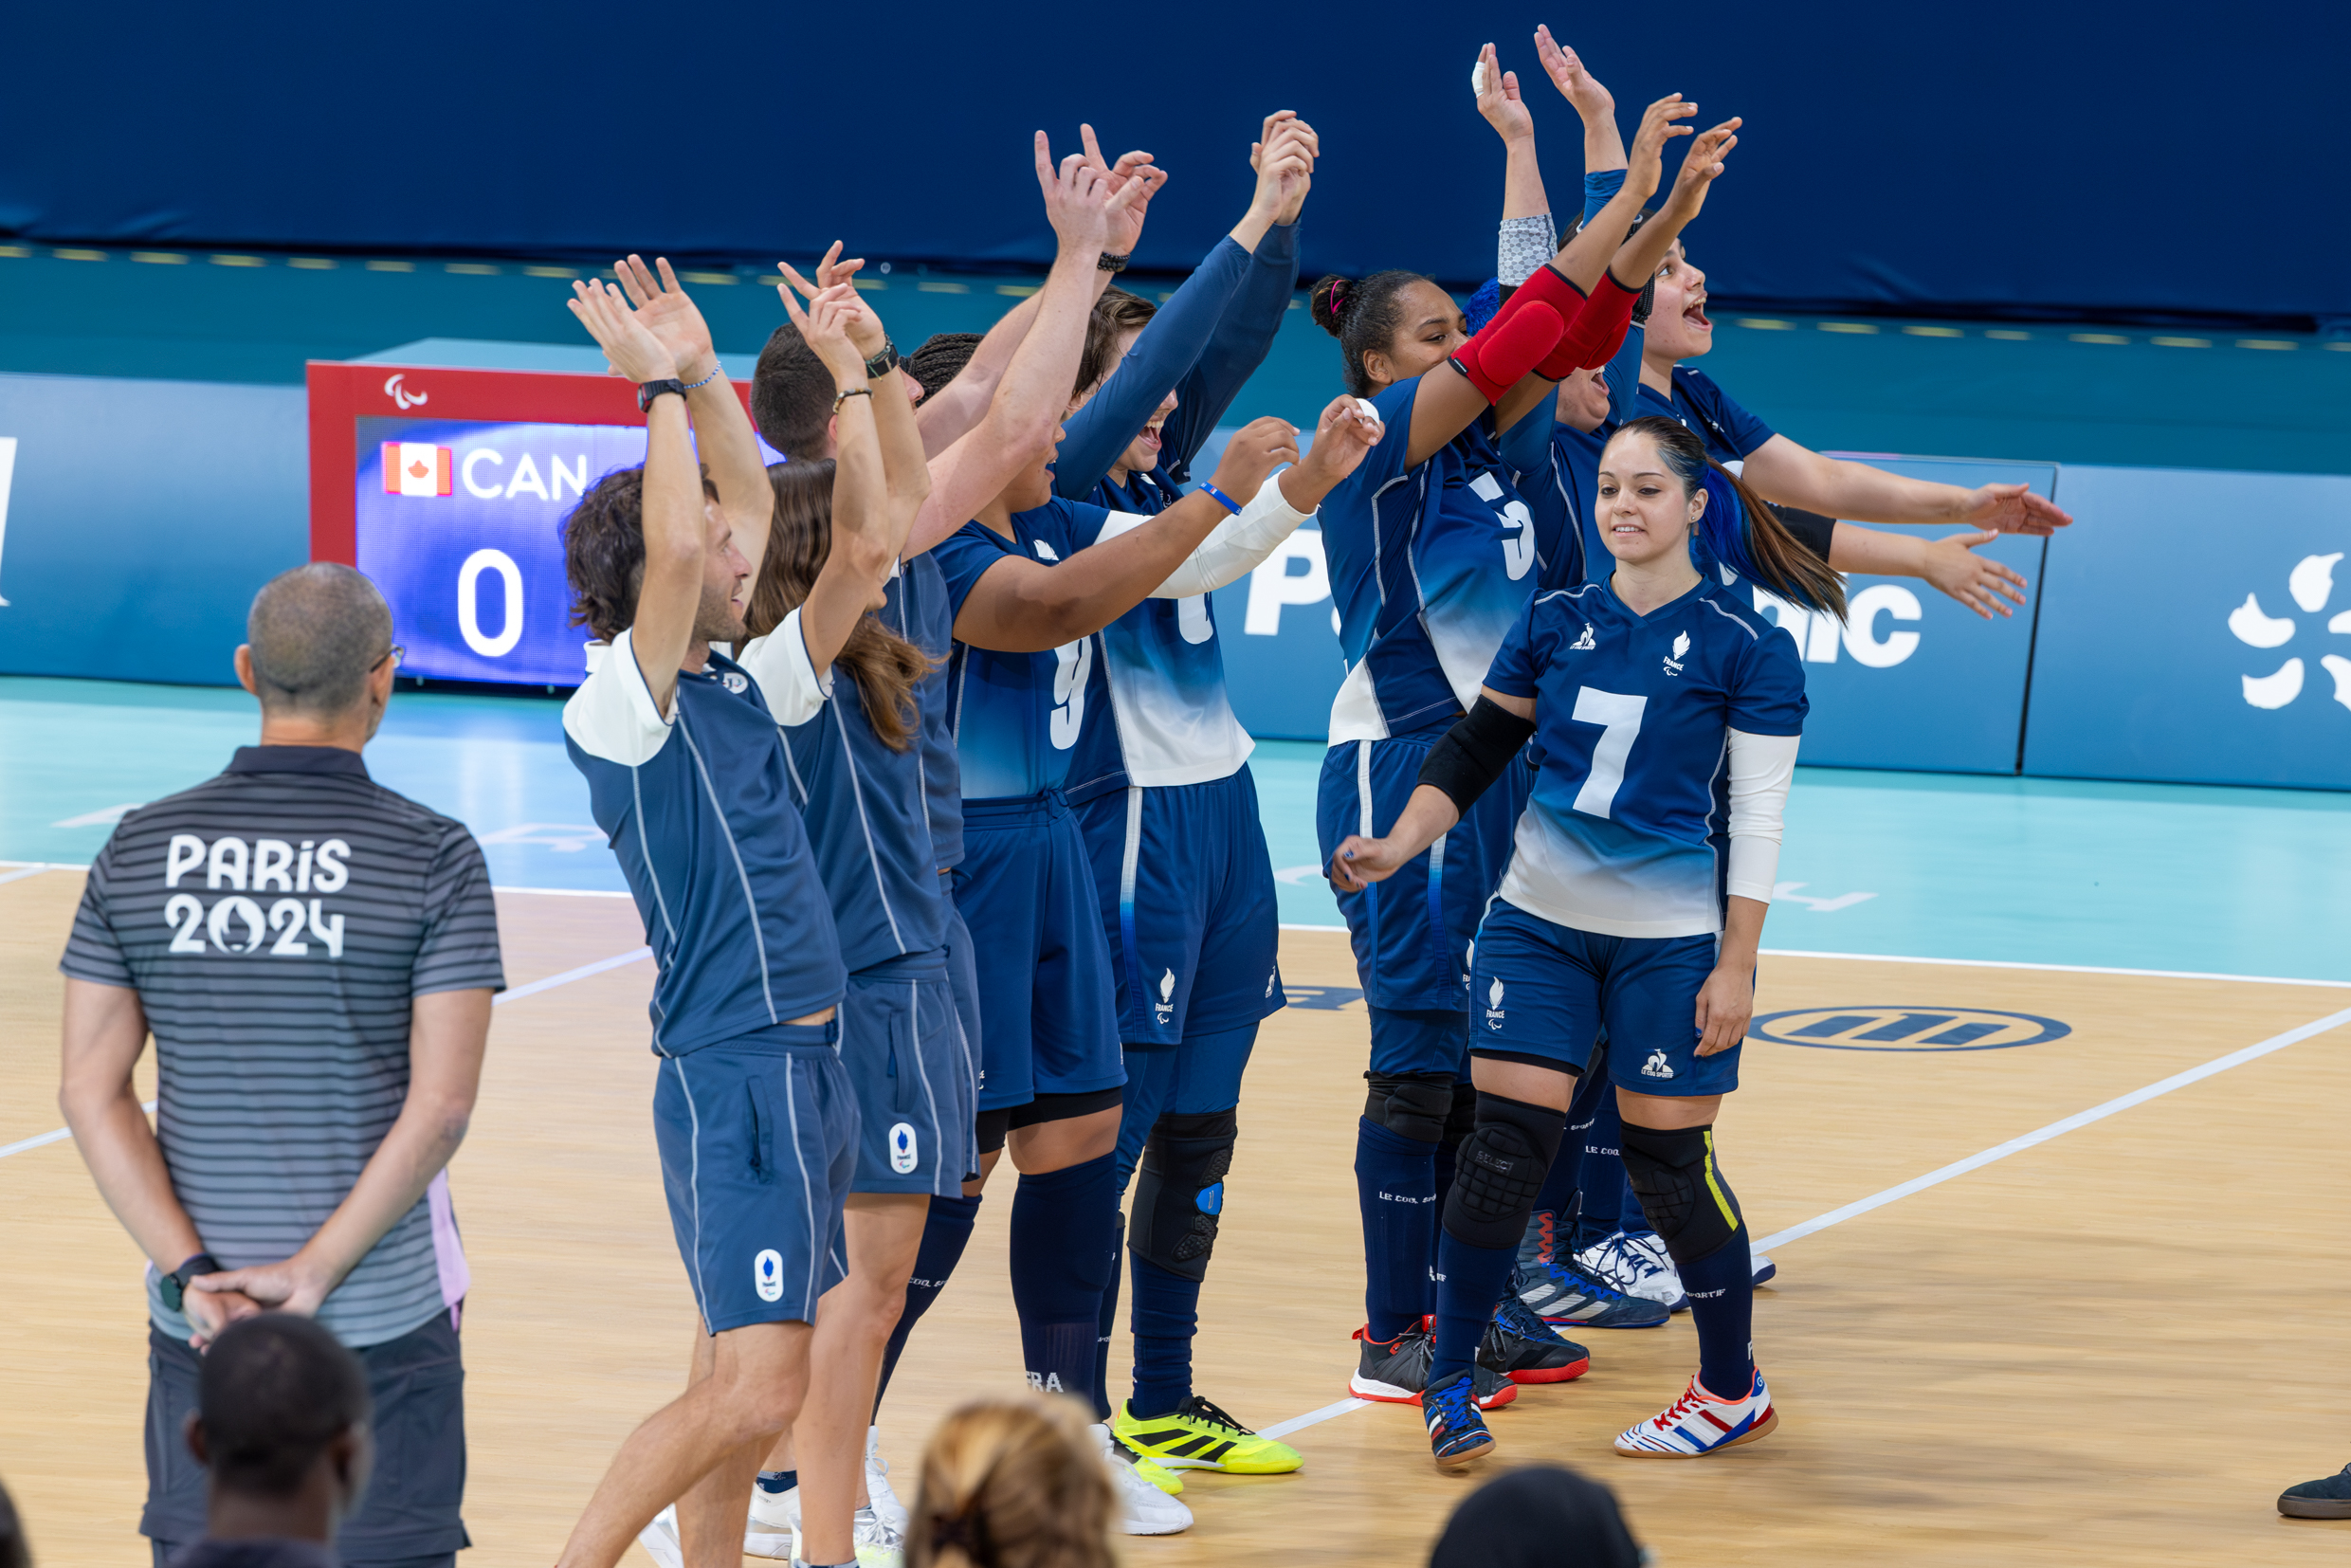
1322,377,1567,741
1636,365,1777,464
1484,575,1806,938
776,657,950,975
564,615,847,1051
933,505,1100,802
884,552,962,870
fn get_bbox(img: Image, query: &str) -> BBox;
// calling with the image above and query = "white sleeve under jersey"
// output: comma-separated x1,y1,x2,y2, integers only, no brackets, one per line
1092,474,1316,600
1724,727,1800,903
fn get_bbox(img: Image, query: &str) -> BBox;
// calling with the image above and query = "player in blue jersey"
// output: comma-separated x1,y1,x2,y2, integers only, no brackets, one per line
1330,413,1843,1466
1030,116,1346,1472
551,262,916,1567
1307,96,1740,1407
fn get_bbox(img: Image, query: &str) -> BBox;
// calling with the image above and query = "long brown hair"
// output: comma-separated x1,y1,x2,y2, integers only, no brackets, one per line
747,461,936,749
1607,415,1848,620
908,1395,1115,1568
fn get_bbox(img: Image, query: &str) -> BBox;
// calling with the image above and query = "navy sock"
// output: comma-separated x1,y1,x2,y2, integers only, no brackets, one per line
1522,1091,1586,1266
1355,1117,1440,1343
1681,1235,1757,1398
1010,1154,1117,1405
1092,1210,1123,1421
755,1468,796,1495
1430,1137,1457,1311
1127,1256,1200,1420
1430,1228,1516,1388
1580,1085,1629,1251
873,1193,980,1415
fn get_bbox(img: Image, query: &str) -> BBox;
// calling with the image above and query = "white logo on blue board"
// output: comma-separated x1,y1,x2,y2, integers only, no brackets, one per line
1484,977,1505,1031
2231,552,2351,711
1570,623,1596,651
1641,1049,1674,1080
1663,631,1690,677
720,671,749,695
889,1122,919,1176
753,1248,784,1302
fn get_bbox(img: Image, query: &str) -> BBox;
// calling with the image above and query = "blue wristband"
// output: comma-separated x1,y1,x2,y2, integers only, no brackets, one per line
1198,482,1244,516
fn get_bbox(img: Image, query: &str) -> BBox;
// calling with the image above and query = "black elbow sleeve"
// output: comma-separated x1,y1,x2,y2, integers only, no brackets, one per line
1417,697,1537,815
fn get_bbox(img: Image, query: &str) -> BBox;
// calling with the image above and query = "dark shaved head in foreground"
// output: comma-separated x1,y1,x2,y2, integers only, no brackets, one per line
233,562,399,747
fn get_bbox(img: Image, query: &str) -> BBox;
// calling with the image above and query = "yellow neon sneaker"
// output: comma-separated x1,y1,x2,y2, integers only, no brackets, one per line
1113,1395,1303,1474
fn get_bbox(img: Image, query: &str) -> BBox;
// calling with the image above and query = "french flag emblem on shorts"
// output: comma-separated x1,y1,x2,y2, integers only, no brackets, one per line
382,443,452,497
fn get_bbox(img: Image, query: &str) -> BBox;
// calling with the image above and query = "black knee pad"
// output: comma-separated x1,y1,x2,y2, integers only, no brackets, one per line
1363,1071,1455,1144
1129,1108,1236,1283
1442,1092,1565,1250
1618,1121,1744,1267
1443,1079,1478,1149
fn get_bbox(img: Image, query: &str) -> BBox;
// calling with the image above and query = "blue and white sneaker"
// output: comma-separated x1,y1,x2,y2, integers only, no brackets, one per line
1577,1230,1689,1311
1480,1288,1593,1384
1423,1371,1495,1468
1516,1247,1670,1331
1613,1371,1778,1458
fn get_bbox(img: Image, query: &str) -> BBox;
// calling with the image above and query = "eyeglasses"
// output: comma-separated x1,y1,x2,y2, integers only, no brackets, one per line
373,645,407,672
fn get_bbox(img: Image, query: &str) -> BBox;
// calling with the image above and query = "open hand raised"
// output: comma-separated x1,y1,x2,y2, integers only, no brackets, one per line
779,252,888,358
1656,119,1741,224
1036,130,1151,258
1076,123,1164,257
1623,94,1700,203
567,276,681,384
1532,26,1614,123
613,254,717,381
1473,43,1534,142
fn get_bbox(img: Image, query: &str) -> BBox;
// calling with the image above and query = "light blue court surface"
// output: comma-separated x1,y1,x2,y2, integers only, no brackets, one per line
7,678,2349,984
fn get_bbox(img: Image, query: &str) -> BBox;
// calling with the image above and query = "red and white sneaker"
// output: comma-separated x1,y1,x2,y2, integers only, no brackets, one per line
1613,1371,1777,1458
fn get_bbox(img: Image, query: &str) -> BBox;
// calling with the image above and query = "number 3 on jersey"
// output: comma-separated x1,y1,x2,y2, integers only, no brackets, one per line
1049,636,1093,750
1569,687,1646,819
1469,471,1535,581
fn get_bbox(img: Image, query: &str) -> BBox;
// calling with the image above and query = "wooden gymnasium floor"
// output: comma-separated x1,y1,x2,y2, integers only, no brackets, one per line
5,872,2349,1565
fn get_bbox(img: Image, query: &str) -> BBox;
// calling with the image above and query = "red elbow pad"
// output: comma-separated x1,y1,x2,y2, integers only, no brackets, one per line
1483,262,1587,338
1450,301,1564,404
1538,270,1643,379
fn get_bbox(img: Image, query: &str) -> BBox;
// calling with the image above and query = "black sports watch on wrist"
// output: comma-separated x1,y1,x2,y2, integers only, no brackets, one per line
637,378,689,413
159,1251,222,1313
863,337,900,379
1097,251,1131,274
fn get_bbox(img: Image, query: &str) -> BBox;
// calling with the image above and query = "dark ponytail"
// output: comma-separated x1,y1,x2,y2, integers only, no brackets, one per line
1608,415,1847,621
1308,269,1431,399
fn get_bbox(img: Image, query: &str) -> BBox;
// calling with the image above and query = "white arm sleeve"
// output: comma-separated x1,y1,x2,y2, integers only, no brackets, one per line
1090,474,1317,599
734,607,834,727
1498,213,1559,287
1723,728,1800,903
560,626,674,765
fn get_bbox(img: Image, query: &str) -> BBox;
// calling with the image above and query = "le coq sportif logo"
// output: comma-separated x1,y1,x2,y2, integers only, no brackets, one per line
2228,552,2351,711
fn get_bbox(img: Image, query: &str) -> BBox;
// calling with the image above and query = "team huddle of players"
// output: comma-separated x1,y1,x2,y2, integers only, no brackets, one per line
548,28,2074,1568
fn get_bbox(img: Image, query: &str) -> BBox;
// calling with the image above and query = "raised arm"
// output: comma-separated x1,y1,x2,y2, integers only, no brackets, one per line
1825,522,2032,619
1533,26,1626,175
950,417,1294,650
908,136,1141,555
567,277,705,713
615,255,773,570
1475,44,1550,223
916,137,1162,455
1741,438,2074,537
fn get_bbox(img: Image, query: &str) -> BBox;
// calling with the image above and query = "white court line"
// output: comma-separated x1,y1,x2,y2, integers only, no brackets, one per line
1258,1001,2351,1442
0,946,652,1163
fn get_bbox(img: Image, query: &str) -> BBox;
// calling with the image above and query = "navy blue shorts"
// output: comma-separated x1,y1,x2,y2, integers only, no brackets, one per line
1112,1022,1259,1188
654,1024,858,1332
1468,902,1740,1097
1316,736,1533,1014
842,951,980,1195
942,894,983,1076
954,793,1125,1112
144,1311,466,1565
1078,766,1284,1048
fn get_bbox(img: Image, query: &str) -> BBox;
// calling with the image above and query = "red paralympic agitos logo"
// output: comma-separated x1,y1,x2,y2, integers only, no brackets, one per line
382,443,452,498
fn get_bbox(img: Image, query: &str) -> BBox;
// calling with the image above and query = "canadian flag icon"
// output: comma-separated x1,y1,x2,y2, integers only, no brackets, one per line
382,443,452,498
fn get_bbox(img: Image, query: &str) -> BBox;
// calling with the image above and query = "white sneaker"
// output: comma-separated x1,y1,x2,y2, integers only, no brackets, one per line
638,1506,686,1568
1750,1246,1777,1286
1577,1231,1688,1311
1088,1423,1192,1535
745,1480,798,1559
865,1426,909,1536
850,1504,904,1567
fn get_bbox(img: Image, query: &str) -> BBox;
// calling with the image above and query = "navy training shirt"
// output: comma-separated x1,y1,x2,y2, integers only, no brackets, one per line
563,613,847,1052
1636,364,1777,465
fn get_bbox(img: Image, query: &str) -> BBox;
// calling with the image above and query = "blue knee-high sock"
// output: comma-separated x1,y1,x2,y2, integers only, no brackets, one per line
1430,1227,1518,1388
874,1193,981,1415
1011,1154,1117,1405
1127,1256,1199,1419
1581,1087,1631,1250
1681,1236,1756,1396
1522,1086,1591,1271
1430,1136,1457,1316
1355,1117,1439,1343
1092,1210,1123,1421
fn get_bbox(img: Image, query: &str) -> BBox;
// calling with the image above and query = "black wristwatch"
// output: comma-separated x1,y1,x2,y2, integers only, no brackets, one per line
863,337,900,379
159,1251,221,1313
1097,251,1130,274
637,378,689,413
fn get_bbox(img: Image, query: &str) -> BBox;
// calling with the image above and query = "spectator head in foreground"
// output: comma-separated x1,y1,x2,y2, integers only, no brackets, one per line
1429,1464,1643,1568
185,1314,373,1561
909,1395,1114,1568
233,563,398,746
0,1472,29,1568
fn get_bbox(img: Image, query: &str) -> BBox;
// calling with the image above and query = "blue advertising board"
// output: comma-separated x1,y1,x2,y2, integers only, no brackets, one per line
2023,465,2351,790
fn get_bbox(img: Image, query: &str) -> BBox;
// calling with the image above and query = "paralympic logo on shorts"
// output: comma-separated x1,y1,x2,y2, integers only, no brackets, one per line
753,1248,784,1303
889,1122,919,1176
1750,1006,2069,1051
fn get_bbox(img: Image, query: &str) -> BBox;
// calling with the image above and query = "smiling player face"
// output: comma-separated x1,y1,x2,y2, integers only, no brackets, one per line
1362,280,1468,392
693,495,753,645
1595,428,1704,569
1642,241,1713,363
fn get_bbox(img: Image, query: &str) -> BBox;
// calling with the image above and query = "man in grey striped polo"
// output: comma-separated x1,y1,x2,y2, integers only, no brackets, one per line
58,562,503,1568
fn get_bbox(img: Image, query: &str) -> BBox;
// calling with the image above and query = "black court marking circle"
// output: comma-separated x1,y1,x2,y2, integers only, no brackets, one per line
1751,1006,2069,1051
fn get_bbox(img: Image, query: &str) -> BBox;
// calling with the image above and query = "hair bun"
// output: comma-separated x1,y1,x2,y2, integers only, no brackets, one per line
1307,274,1356,337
